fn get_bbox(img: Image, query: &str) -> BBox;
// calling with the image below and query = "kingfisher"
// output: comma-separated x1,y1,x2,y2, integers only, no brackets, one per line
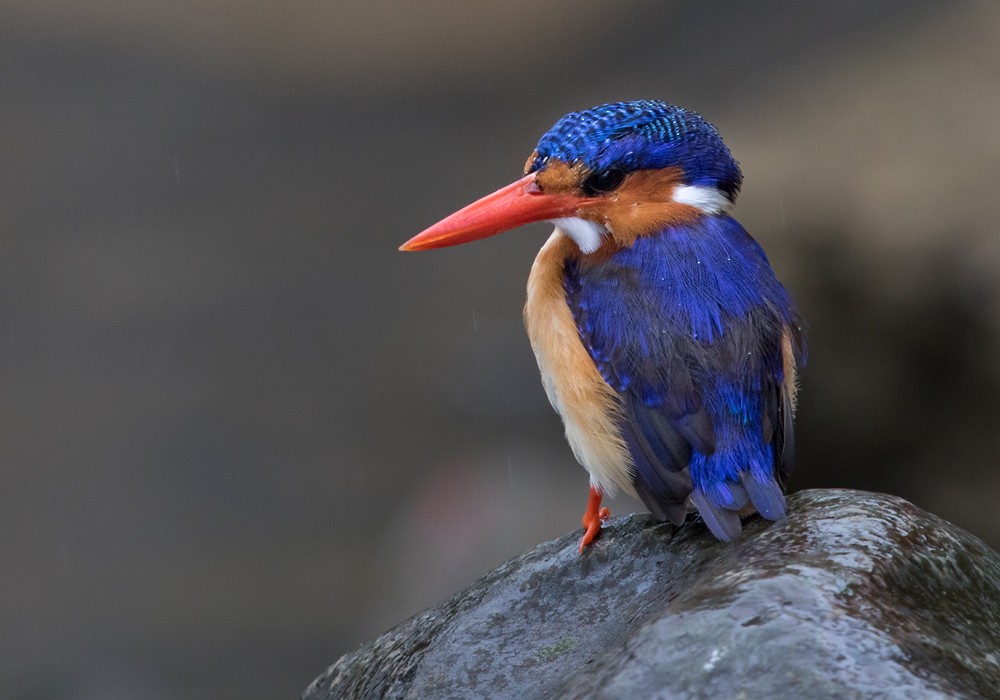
401,100,805,553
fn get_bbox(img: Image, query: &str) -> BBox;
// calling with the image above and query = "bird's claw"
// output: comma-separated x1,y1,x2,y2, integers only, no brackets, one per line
578,487,611,554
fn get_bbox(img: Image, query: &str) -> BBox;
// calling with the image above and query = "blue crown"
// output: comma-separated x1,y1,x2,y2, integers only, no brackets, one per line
530,100,742,201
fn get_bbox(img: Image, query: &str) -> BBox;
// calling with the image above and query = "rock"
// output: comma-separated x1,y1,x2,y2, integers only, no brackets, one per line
303,489,1000,700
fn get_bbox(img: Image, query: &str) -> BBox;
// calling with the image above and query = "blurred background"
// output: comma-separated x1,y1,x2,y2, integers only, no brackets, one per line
2,1,999,697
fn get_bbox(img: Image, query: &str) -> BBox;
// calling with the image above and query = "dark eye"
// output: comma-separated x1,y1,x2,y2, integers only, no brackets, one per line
582,167,626,195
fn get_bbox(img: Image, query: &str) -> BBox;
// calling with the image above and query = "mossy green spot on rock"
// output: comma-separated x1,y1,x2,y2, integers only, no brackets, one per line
537,636,579,662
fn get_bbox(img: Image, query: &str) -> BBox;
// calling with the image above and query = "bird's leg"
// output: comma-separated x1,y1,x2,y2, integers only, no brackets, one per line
579,484,611,554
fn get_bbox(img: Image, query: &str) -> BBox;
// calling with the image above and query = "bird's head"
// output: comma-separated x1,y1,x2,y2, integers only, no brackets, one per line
401,100,742,254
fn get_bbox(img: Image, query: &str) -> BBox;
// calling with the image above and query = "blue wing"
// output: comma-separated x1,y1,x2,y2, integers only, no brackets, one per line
564,215,805,540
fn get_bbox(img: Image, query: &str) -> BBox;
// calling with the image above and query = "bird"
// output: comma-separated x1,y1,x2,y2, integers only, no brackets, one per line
401,100,805,553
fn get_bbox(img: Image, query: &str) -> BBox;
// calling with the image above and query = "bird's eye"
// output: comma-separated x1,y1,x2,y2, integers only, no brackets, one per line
582,167,626,195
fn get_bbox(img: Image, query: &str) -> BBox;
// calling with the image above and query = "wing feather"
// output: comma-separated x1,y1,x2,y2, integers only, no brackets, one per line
564,217,805,539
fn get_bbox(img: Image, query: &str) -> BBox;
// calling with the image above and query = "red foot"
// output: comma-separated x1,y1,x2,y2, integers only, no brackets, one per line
579,485,611,554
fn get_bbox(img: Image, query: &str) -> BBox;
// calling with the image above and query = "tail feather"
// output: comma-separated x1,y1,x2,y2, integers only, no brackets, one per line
742,469,787,521
706,479,750,512
690,488,742,541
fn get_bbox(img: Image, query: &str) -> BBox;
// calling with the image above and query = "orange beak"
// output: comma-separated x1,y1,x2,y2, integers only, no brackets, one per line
400,173,596,251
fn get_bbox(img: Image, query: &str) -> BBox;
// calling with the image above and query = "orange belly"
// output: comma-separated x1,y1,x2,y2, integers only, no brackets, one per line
523,229,636,497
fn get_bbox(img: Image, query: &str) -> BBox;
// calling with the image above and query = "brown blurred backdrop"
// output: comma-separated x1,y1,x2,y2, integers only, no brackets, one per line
2,1,999,697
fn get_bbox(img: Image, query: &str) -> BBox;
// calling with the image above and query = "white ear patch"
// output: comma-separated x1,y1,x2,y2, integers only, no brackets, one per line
672,185,731,214
551,217,607,254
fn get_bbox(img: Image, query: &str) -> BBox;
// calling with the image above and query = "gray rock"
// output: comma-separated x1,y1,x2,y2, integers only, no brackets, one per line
304,489,1000,699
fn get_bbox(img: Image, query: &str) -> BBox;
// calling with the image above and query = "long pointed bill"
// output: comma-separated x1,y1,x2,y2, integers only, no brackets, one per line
400,173,595,251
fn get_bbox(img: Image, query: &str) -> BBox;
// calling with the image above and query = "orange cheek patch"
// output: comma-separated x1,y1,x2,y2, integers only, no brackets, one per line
534,159,587,193
584,167,704,247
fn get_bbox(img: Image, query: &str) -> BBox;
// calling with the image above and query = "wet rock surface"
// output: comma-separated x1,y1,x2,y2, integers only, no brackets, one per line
304,489,1000,699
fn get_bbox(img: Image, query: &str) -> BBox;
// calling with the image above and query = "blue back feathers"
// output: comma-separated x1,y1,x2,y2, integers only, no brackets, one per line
530,100,743,201
563,213,805,539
